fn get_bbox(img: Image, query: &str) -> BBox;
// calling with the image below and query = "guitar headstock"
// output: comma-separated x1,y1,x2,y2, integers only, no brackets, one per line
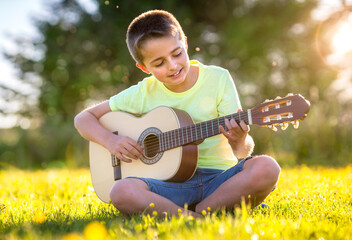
251,94,310,131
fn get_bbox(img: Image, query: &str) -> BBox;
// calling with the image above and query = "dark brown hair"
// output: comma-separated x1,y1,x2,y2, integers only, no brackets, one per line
126,10,186,65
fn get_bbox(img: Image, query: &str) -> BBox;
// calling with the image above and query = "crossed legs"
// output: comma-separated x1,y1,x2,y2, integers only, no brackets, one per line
109,155,280,217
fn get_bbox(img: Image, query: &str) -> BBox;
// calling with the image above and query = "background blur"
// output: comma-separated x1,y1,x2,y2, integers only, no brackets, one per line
0,0,351,169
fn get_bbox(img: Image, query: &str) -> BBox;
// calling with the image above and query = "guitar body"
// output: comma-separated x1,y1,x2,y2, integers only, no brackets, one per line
89,106,198,203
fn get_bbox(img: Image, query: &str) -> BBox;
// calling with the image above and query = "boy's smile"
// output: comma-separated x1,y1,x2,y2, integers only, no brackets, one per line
139,36,198,93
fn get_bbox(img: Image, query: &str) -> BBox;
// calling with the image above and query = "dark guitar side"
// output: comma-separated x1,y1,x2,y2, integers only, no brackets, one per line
166,108,198,182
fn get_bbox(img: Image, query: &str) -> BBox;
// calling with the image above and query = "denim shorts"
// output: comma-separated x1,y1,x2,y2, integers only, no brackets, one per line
131,156,252,208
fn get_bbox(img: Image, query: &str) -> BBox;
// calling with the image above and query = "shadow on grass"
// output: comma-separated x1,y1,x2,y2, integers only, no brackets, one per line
1,208,124,237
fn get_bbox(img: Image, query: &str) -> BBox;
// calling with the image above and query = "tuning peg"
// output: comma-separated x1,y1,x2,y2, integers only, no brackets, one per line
268,125,278,132
280,122,289,130
292,120,299,129
275,96,282,100
286,93,294,97
264,99,271,103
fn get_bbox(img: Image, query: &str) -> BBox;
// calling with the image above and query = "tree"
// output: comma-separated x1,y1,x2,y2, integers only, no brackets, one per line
1,0,351,168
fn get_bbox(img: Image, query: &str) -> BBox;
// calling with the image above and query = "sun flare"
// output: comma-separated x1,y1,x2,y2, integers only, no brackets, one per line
332,20,352,55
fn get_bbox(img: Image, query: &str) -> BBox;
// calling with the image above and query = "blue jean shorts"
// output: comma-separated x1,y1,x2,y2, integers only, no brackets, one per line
132,156,252,208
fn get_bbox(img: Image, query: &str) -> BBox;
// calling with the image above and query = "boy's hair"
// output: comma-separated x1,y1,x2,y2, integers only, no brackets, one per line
126,10,186,65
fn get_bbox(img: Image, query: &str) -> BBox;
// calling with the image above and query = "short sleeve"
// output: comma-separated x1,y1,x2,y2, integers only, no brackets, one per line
108,84,142,112
217,70,242,117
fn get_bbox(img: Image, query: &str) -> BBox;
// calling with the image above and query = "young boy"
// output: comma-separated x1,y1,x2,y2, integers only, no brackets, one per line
74,10,280,218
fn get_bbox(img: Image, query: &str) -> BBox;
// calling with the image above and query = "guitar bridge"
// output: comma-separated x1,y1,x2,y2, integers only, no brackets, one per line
111,154,120,167
111,131,121,180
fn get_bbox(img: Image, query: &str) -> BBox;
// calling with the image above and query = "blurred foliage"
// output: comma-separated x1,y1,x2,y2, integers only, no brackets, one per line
1,0,351,169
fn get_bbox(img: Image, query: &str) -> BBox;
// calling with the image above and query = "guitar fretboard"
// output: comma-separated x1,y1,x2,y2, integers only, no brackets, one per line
158,110,250,152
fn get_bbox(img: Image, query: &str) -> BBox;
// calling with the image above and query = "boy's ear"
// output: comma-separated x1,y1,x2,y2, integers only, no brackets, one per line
136,63,150,74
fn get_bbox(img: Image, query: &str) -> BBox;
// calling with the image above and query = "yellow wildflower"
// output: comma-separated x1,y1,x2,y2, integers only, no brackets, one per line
62,233,83,240
83,221,107,240
33,212,47,224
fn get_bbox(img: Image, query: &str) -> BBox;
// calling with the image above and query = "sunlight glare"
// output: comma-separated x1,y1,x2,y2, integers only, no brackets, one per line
331,18,352,55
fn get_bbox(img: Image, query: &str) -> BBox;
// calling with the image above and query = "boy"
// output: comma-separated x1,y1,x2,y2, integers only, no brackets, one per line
74,10,280,218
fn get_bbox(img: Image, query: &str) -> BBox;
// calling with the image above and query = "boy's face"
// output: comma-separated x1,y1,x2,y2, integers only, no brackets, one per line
138,36,193,92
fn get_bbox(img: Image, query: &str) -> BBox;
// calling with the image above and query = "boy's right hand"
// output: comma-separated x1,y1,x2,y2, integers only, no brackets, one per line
105,134,144,163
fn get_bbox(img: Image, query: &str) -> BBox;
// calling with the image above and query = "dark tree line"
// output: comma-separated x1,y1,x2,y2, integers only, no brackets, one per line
1,0,351,168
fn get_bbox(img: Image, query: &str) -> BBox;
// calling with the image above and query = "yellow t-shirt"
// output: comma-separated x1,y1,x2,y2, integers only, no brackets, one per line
109,60,242,170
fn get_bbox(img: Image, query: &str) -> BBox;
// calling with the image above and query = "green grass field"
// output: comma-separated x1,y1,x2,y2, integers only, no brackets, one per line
1,166,351,240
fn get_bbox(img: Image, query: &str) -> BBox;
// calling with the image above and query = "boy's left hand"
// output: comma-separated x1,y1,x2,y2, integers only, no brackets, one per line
219,118,250,146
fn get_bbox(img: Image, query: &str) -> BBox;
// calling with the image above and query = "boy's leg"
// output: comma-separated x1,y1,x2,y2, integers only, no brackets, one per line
110,178,201,217
195,155,280,213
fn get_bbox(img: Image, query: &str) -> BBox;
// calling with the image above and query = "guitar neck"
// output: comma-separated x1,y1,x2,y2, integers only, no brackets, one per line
159,110,251,152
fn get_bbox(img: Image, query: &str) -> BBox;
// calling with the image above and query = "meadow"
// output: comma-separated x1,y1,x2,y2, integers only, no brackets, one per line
1,166,351,240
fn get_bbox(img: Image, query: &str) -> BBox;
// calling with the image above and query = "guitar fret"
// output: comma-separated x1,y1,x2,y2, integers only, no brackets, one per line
186,126,190,144
171,130,175,149
199,124,202,139
159,134,162,152
187,126,189,144
178,128,184,146
217,118,220,133
205,121,208,138
180,128,183,146
191,125,194,142
194,125,198,141
164,132,168,151
200,123,204,139
177,129,180,147
182,127,186,145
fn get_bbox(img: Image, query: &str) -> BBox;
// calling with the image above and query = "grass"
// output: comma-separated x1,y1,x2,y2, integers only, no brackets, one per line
1,165,351,240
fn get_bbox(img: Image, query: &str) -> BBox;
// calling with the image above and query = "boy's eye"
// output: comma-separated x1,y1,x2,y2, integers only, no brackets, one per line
174,51,182,57
155,61,164,67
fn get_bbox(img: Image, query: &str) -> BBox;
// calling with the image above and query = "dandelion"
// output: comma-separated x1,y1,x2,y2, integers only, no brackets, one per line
201,210,207,216
62,233,83,240
152,211,158,216
149,202,155,208
207,206,211,212
83,221,107,240
33,212,47,224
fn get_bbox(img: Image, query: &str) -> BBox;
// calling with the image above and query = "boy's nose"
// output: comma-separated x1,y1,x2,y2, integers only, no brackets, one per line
168,59,177,70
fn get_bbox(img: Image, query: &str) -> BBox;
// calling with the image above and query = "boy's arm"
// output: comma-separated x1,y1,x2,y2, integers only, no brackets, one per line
219,119,254,159
74,100,143,162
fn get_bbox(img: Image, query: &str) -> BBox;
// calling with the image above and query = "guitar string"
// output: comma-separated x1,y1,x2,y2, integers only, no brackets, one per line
142,111,254,152
142,110,290,146
142,111,251,145
141,108,294,153
143,117,292,155
144,120,294,154
142,110,289,152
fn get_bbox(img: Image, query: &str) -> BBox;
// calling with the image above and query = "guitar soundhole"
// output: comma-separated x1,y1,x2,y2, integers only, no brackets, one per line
144,134,159,158
138,127,163,165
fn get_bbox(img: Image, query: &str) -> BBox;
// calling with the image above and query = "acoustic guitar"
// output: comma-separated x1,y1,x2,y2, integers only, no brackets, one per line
89,94,310,203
